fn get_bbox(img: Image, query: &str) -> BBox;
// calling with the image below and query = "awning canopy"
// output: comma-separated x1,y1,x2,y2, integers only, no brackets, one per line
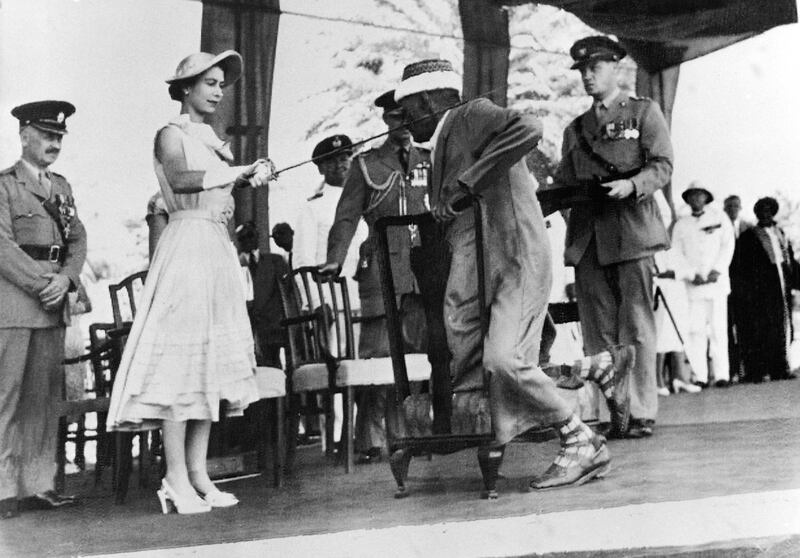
497,0,797,72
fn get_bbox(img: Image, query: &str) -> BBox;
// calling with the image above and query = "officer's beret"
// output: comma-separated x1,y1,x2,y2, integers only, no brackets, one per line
11,100,75,135
312,134,353,162
570,36,627,70
375,90,401,113
681,181,714,204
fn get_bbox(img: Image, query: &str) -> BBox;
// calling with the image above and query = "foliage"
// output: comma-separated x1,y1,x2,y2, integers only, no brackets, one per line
298,1,636,183
773,190,800,250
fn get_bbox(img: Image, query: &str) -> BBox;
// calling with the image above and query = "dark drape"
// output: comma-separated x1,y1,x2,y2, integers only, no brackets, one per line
201,0,280,252
636,65,680,220
493,0,795,220
499,0,797,73
459,0,510,106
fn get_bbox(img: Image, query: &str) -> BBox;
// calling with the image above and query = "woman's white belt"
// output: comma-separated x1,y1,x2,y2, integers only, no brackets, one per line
170,209,219,222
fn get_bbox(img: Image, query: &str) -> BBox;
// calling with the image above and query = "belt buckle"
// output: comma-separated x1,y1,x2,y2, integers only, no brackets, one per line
48,245,61,263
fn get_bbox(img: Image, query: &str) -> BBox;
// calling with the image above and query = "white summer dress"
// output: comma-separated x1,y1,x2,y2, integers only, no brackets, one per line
107,114,258,431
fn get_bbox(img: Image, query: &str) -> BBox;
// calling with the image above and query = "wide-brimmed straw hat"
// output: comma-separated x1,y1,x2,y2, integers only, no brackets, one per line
165,50,243,86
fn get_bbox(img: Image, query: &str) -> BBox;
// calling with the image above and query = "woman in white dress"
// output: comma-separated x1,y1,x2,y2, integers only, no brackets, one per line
107,50,273,514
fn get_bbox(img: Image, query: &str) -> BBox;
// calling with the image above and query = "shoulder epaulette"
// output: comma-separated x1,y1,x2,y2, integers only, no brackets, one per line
628,94,651,102
306,192,323,202
51,171,66,180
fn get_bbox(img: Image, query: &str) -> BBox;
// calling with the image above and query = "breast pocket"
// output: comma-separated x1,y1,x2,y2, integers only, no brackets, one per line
12,203,53,244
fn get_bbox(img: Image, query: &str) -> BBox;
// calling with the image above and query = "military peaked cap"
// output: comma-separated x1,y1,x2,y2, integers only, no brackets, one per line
570,36,627,69
11,100,75,135
312,134,353,162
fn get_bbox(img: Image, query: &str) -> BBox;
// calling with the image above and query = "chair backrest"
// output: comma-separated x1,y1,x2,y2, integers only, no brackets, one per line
88,322,121,397
301,266,355,360
108,270,148,328
277,266,356,368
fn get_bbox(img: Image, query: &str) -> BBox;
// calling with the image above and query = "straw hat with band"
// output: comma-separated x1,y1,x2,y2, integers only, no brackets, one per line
166,50,243,87
394,59,461,102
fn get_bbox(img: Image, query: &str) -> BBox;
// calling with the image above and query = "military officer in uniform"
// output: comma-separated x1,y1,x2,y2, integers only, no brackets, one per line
554,36,673,438
320,90,431,463
0,101,87,518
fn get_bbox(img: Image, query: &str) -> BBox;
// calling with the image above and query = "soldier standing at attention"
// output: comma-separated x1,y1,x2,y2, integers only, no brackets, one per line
553,36,673,438
320,90,431,463
0,101,87,518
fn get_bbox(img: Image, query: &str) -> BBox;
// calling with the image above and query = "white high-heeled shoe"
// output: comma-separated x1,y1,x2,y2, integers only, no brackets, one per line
156,479,212,515
672,379,701,394
198,488,239,508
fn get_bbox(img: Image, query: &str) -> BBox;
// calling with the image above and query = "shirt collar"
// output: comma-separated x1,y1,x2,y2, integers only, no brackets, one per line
20,157,48,179
594,88,621,112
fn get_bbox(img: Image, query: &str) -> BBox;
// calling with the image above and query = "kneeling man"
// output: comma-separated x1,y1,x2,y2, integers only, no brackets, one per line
396,60,621,489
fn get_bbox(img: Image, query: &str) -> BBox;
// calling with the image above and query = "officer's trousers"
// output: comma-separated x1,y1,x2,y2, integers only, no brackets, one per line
0,327,64,500
575,240,658,421
686,293,729,383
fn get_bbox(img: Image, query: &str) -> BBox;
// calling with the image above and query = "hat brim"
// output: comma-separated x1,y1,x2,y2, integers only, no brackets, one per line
166,50,243,87
571,53,620,70
681,188,714,204
395,71,461,102
29,122,67,135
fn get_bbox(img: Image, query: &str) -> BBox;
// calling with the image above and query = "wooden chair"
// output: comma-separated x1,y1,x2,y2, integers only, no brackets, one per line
109,270,147,327
56,322,120,493
108,270,152,503
109,269,286,489
278,266,430,473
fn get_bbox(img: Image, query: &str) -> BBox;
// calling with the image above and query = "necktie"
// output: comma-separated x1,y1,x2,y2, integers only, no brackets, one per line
248,253,258,276
398,148,409,173
39,171,52,197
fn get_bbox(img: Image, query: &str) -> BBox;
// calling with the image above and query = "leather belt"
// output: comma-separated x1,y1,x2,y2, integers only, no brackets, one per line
19,244,66,264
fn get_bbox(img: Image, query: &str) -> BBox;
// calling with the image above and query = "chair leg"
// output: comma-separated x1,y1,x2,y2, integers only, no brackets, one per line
75,416,86,470
343,387,355,474
273,397,285,488
254,400,268,471
389,448,412,498
138,432,150,488
323,392,335,459
115,432,133,504
56,416,68,493
477,445,506,500
285,394,300,474
94,412,110,486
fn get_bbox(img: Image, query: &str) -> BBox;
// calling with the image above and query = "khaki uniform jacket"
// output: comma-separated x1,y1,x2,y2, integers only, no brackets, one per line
555,91,673,266
0,160,87,328
327,140,430,316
